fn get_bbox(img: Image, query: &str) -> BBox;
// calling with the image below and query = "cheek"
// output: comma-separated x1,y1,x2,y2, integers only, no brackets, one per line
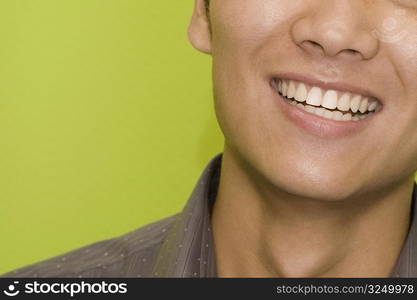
379,10,417,95
212,75,275,171
392,35,417,86
210,0,301,54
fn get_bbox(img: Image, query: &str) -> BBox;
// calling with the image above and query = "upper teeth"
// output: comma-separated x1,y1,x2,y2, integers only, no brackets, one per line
277,79,380,114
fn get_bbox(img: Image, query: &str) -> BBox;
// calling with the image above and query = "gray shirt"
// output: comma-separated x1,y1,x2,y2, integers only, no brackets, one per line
2,153,417,277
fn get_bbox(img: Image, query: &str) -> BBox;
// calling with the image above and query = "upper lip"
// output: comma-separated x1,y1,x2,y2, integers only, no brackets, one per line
271,72,382,105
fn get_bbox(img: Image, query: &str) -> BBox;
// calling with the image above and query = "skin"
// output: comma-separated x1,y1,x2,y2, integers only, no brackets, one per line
188,0,417,277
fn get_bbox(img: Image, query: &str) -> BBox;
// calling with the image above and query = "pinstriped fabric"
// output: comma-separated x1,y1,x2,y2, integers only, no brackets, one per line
1,214,179,278
1,153,416,277
391,185,417,277
150,153,221,277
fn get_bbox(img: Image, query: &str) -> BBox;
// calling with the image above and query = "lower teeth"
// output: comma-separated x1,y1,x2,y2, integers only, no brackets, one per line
281,95,373,122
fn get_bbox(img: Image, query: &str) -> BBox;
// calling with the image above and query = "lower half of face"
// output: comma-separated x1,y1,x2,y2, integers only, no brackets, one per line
210,0,417,201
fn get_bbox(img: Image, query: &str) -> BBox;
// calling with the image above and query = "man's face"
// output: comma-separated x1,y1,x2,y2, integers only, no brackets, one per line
192,0,417,200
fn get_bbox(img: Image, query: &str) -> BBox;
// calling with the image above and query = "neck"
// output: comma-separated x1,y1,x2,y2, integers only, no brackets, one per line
212,147,414,277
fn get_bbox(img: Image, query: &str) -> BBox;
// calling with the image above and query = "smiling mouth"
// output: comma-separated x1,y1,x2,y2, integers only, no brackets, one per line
272,78,382,122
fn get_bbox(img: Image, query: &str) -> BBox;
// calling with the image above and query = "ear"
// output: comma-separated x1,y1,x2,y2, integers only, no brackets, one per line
188,0,212,54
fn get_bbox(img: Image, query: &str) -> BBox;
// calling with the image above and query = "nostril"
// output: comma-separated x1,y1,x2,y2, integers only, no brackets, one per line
301,40,362,58
342,48,361,57
345,49,357,54
308,40,321,48
300,40,326,56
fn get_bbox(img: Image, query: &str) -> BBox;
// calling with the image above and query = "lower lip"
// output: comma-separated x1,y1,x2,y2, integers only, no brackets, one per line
270,82,376,138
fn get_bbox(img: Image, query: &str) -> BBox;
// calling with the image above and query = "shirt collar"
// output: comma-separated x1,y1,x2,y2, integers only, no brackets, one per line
391,184,417,277
152,153,417,277
151,153,221,277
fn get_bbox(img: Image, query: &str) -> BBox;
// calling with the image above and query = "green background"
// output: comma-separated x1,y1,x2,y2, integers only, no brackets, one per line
0,0,224,274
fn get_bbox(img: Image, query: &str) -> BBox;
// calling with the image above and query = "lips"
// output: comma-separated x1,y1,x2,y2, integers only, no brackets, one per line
269,75,383,138
272,78,382,122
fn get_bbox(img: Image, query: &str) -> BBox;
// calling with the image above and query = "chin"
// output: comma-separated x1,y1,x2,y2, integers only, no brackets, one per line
285,180,355,202
265,159,359,202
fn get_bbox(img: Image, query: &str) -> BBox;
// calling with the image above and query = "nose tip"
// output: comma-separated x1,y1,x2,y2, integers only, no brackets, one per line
291,9,379,61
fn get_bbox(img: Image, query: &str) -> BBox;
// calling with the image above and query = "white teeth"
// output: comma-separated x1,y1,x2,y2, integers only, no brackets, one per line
276,79,380,121
342,112,352,121
287,81,297,99
332,111,343,121
294,83,308,102
350,95,361,113
359,97,369,113
289,99,372,122
315,107,326,117
305,105,315,113
337,93,351,112
324,109,333,119
306,87,322,106
322,90,338,110
368,100,377,111
282,80,288,97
